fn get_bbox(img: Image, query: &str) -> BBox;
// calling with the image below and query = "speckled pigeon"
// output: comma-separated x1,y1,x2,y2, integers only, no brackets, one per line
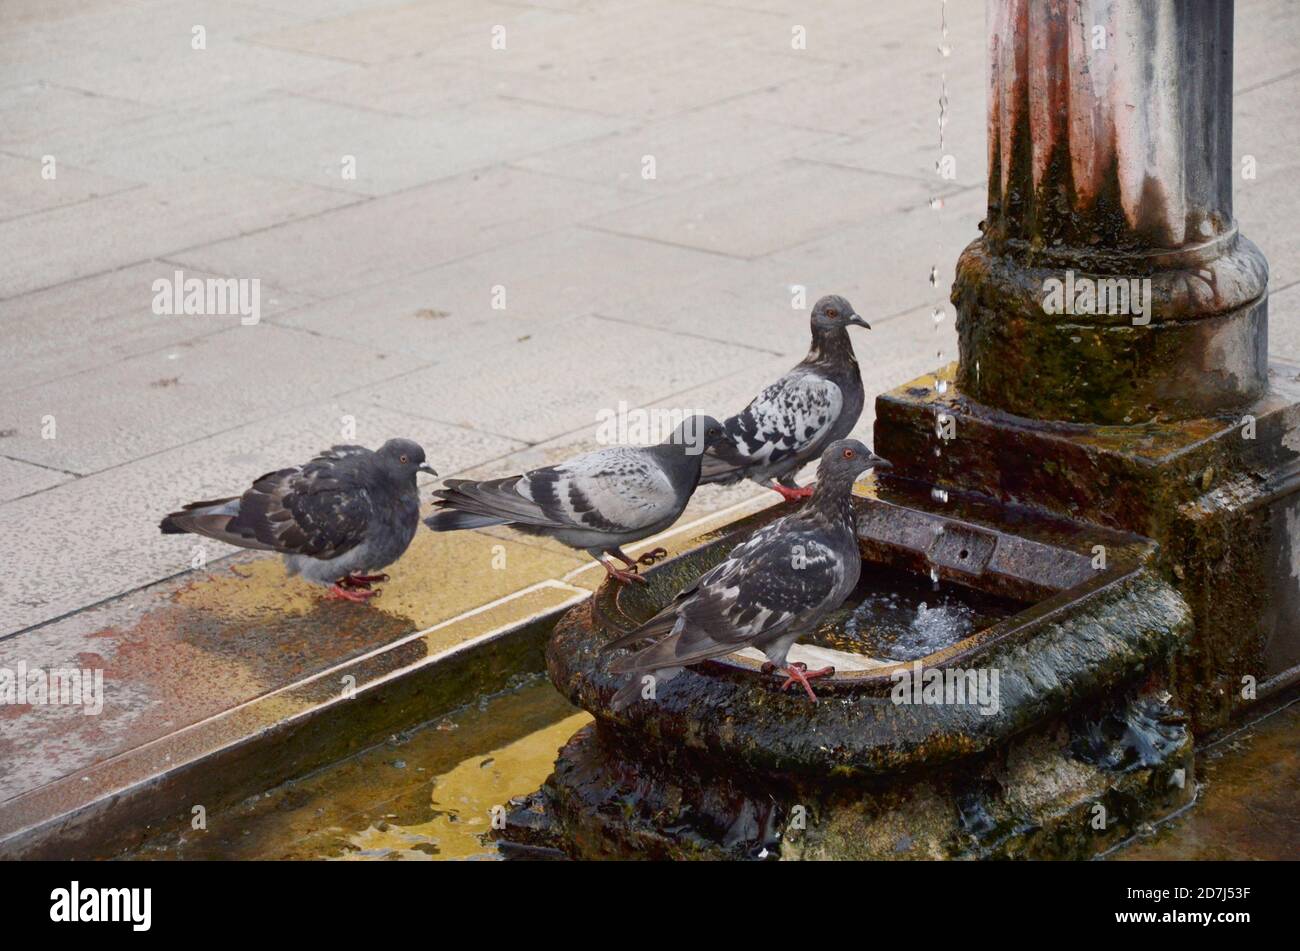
160,439,436,602
424,415,723,585
604,438,889,706
701,294,869,501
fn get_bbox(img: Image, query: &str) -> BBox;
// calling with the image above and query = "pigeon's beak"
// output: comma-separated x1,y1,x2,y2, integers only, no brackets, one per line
418,464,438,477
848,313,871,329
853,454,890,487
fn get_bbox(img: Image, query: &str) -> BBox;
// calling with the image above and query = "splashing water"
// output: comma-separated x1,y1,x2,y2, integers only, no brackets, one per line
811,564,1025,660
839,588,994,662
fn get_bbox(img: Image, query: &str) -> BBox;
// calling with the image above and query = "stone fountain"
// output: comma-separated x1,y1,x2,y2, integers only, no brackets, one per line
499,0,1299,860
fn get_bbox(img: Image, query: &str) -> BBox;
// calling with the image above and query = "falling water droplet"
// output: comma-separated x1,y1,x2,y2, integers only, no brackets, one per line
930,567,940,585
936,379,949,394
938,43,952,57
928,266,939,286
931,307,945,325
931,487,949,503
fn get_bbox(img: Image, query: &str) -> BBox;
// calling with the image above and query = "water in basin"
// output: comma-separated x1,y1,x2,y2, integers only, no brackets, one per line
807,563,1026,662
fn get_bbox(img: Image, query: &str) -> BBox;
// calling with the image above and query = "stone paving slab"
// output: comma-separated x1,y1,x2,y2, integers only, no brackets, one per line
0,152,139,222
1269,285,1300,361
0,457,73,504
0,2,350,107
0,172,359,300
0,80,159,145
269,226,754,363
1,263,314,395
0,324,430,474
15,91,628,198
286,54,509,117
246,0,533,65
512,105,851,196
169,165,641,298
363,312,763,443
589,159,958,259
1236,72,1300,294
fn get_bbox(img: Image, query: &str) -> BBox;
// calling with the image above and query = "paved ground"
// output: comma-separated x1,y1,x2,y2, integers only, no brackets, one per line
1,0,1297,638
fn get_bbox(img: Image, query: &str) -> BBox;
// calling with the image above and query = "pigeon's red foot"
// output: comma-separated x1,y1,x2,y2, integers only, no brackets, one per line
327,583,380,603
776,662,835,702
773,483,815,502
637,547,669,567
338,572,388,589
601,562,648,586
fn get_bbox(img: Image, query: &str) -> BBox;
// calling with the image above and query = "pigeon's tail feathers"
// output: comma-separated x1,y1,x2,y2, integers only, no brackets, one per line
610,666,683,711
431,477,558,529
159,497,278,551
698,454,746,486
609,624,742,674
602,611,680,655
610,676,647,712
159,497,240,534
423,508,506,532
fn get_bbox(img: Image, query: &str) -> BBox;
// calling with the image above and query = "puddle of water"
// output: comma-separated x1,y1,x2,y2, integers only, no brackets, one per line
1110,699,1300,861
126,676,589,861
122,629,1298,861
809,565,1025,661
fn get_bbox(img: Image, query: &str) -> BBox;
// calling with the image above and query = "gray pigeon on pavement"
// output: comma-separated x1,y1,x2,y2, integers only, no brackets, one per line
604,438,889,707
160,438,436,602
701,294,869,501
424,415,723,585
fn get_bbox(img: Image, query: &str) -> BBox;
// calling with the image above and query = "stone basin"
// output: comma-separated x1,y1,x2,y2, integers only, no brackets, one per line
545,480,1184,771
604,484,1135,686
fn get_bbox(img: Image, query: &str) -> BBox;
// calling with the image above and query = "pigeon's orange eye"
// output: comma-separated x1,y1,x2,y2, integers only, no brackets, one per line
842,448,856,459
826,308,839,318
399,454,409,464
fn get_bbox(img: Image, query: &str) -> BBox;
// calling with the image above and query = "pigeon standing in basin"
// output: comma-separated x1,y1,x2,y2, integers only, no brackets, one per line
701,294,869,501
160,439,436,603
424,415,723,585
604,439,889,707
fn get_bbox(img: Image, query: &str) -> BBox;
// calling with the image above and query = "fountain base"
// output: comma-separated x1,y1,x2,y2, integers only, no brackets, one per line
500,482,1195,860
504,691,1193,860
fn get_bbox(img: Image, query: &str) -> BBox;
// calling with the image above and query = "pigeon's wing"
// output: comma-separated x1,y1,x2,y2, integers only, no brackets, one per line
702,372,843,481
609,519,848,671
224,450,376,559
433,447,679,534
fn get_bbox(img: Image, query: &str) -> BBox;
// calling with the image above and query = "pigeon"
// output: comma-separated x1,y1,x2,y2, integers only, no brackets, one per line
160,438,436,602
604,438,889,707
701,294,869,501
424,415,723,585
